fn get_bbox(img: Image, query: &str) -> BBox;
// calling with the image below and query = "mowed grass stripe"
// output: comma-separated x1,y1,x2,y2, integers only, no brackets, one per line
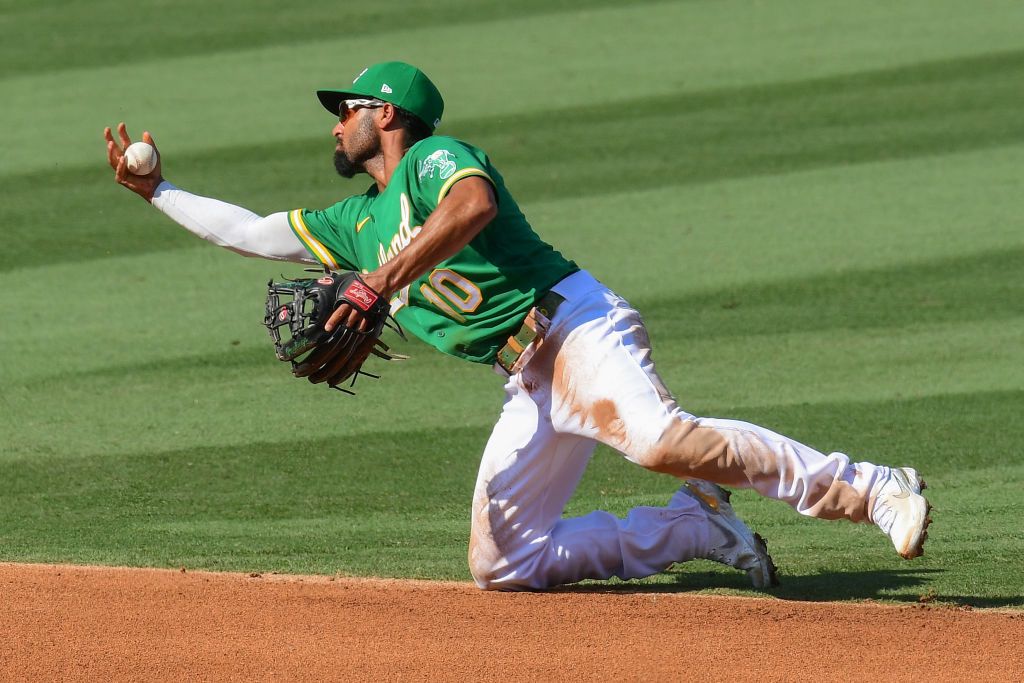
642,246,1024,340
8,0,1024,178
0,0,659,81
0,425,487,576
3,314,1021,464
718,390,1024,477
6,48,1023,272
12,245,1023,386
460,48,1024,202
1,390,1020,601
2,232,1019,386
662,317,1024,416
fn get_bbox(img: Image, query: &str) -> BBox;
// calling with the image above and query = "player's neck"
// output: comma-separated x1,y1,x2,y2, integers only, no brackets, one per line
368,132,412,191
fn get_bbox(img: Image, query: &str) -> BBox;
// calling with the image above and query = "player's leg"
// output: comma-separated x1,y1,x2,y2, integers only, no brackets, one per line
468,371,713,591
522,271,930,559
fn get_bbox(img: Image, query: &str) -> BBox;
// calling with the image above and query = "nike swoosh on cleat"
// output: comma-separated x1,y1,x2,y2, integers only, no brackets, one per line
889,470,915,499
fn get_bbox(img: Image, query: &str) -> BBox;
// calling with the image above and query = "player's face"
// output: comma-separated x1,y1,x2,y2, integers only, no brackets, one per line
333,106,381,178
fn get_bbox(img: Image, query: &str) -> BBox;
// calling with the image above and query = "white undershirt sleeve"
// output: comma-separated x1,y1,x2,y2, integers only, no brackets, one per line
150,180,316,263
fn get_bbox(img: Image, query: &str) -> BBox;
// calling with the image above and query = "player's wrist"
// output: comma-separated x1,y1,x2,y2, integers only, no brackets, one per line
360,269,394,300
146,175,166,202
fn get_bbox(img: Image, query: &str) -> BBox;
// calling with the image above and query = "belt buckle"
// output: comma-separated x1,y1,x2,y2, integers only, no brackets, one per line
496,293,561,376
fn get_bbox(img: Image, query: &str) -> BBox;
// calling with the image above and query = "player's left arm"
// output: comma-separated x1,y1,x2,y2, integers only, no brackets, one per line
324,176,496,332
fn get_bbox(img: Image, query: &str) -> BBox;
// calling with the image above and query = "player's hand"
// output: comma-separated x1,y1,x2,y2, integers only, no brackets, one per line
103,122,164,202
324,272,391,333
324,302,370,333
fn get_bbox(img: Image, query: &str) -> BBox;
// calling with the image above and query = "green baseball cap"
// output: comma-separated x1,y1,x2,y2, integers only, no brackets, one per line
317,61,444,131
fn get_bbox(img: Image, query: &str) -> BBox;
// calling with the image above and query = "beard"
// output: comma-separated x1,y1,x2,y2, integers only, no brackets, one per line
333,115,380,178
333,149,362,178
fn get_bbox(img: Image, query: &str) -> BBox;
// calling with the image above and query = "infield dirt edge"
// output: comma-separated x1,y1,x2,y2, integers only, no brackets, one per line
3,561,1023,681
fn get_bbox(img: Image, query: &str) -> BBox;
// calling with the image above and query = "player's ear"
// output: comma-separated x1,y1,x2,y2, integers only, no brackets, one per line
377,103,398,131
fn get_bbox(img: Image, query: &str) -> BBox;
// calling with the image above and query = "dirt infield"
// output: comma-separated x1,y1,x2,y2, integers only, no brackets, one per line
2,563,1022,681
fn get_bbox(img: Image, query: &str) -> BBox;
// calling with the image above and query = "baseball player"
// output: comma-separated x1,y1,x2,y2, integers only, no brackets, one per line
104,62,931,590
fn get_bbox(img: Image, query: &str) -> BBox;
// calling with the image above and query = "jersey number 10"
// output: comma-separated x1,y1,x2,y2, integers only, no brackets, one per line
394,268,483,323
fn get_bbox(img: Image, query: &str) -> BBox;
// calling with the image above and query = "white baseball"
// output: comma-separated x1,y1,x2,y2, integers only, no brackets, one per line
124,141,158,175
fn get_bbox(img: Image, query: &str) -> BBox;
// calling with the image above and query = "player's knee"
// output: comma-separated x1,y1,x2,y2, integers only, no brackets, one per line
470,560,548,592
468,554,502,591
628,417,728,477
626,440,682,474
629,446,666,471
468,539,548,591
468,529,513,590
605,416,688,471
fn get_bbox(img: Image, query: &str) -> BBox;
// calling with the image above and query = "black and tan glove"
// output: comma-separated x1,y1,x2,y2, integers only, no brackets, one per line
264,270,405,393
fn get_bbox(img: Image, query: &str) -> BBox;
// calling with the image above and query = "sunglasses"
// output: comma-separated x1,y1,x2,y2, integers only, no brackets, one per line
338,98,386,123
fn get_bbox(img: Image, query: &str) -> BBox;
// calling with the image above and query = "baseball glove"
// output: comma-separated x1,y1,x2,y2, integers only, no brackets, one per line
264,269,405,393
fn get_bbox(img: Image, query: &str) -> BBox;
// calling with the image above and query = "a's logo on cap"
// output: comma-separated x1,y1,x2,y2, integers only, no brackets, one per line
381,83,393,94
353,67,368,84
317,276,334,285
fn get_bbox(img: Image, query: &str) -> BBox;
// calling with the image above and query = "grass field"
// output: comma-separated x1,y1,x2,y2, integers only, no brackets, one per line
2,0,1022,607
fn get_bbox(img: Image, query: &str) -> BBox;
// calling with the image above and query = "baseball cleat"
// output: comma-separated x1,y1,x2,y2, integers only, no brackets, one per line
677,480,779,588
869,466,932,560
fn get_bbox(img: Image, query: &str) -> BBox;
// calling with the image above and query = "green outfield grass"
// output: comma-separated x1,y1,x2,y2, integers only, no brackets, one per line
1,0,1022,607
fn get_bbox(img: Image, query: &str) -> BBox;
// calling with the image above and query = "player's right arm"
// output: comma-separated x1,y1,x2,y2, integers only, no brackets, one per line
104,123,313,263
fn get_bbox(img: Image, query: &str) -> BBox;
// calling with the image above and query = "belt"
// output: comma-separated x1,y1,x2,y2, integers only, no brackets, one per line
495,289,566,376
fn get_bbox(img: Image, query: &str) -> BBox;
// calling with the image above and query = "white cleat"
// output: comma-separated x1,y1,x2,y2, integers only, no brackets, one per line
869,466,932,560
677,480,779,588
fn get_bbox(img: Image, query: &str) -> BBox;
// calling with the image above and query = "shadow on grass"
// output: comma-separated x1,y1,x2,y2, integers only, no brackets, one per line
556,568,1024,609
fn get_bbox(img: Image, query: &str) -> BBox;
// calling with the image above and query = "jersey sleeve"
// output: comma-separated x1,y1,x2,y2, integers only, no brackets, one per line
408,137,496,214
287,196,367,271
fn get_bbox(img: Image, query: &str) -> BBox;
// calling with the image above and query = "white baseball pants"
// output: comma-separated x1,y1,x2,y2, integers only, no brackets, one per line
469,270,884,590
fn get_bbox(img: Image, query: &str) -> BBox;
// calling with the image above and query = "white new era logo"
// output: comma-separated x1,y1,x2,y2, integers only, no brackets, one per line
381,83,393,94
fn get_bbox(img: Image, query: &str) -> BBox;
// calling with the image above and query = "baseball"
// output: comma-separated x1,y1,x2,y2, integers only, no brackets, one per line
124,141,158,175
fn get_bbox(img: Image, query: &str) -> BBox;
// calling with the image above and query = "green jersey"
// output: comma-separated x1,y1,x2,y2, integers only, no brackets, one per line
289,136,577,364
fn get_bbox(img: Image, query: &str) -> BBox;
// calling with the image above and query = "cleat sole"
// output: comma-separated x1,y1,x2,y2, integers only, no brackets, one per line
751,533,780,587
899,500,933,560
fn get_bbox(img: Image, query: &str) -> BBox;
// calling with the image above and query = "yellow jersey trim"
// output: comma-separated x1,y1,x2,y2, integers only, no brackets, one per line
288,209,339,269
436,168,493,205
